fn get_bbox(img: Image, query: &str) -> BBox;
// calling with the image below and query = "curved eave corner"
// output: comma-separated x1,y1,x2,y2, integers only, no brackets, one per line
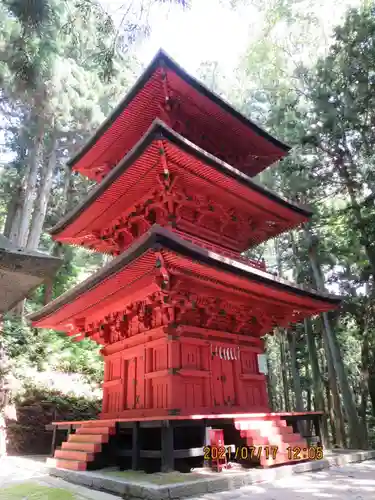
27,226,341,331
66,49,290,172
49,120,310,241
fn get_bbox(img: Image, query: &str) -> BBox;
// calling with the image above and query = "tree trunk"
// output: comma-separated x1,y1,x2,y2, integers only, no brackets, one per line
278,329,290,411
368,358,375,417
287,330,304,411
9,116,45,247
27,130,58,250
304,224,365,448
3,181,20,238
265,337,276,410
304,318,329,445
325,378,337,444
339,164,375,280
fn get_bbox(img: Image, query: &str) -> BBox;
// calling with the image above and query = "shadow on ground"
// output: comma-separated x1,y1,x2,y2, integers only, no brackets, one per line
199,461,375,500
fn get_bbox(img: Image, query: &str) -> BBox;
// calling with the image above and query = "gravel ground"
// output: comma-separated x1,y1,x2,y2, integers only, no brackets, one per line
196,460,375,500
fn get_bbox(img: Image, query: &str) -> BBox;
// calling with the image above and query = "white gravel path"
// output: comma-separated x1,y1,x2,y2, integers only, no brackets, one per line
197,460,375,500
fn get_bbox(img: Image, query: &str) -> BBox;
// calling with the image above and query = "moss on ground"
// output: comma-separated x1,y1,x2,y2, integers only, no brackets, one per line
102,469,210,485
0,483,76,499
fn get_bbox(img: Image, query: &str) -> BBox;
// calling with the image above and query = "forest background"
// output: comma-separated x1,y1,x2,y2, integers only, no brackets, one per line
0,0,374,453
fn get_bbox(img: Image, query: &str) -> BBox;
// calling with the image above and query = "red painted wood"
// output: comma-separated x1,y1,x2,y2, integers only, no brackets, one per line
47,458,87,471
100,329,271,418
54,136,305,255
51,411,323,427
61,442,102,453
71,57,287,180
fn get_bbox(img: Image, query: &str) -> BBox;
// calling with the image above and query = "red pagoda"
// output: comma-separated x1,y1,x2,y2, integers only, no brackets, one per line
29,51,340,473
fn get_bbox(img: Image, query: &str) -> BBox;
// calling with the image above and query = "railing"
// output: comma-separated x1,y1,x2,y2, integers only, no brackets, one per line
172,230,267,271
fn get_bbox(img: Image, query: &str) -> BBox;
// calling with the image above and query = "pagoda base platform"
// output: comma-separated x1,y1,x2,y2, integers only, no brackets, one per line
46,411,323,473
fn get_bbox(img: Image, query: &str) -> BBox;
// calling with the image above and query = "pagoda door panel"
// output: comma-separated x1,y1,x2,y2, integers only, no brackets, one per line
239,348,268,410
222,357,236,407
123,354,145,410
211,355,225,407
210,351,236,408
182,378,204,411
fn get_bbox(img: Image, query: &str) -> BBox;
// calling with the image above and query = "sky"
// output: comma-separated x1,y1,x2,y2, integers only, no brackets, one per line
135,0,254,75
129,0,362,76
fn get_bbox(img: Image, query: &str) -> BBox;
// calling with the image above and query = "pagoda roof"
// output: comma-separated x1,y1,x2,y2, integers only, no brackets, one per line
51,120,311,253
68,50,290,180
29,226,340,334
0,235,62,314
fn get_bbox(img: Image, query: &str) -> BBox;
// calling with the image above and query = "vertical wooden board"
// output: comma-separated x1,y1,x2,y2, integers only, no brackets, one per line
126,358,136,409
102,391,108,413
136,353,145,409
167,340,181,370
112,357,122,378
193,379,204,408
200,345,210,371
152,379,169,409
210,354,224,407
153,345,168,371
182,379,204,411
245,383,254,407
233,349,245,408
122,359,129,410
221,357,236,406
103,359,110,383
252,383,261,408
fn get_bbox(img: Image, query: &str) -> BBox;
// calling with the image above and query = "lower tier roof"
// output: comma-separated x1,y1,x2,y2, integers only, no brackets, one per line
0,235,62,314
28,227,340,340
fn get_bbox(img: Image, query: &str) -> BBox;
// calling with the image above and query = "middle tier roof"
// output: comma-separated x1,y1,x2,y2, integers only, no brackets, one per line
52,120,311,255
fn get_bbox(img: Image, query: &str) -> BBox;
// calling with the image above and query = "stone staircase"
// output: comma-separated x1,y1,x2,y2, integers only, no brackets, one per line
46,422,116,471
234,417,307,467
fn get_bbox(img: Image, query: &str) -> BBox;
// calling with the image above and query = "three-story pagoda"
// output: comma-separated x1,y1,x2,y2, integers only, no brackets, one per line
29,51,340,473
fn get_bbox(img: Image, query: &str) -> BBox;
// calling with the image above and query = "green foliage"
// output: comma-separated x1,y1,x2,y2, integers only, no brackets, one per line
2,318,103,382
7,382,101,454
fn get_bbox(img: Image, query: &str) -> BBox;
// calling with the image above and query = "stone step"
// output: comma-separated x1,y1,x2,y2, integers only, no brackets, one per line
82,420,117,427
62,441,102,453
54,449,95,462
68,433,109,444
277,425,294,434
242,430,304,445
47,457,87,471
76,426,115,435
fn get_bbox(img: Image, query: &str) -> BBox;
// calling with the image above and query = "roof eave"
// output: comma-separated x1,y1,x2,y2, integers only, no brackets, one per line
50,119,311,238
28,225,340,325
67,49,290,171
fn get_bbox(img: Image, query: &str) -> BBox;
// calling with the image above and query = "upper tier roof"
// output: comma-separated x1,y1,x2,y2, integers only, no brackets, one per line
0,234,62,313
28,226,340,339
51,120,311,254
69,50,290,181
